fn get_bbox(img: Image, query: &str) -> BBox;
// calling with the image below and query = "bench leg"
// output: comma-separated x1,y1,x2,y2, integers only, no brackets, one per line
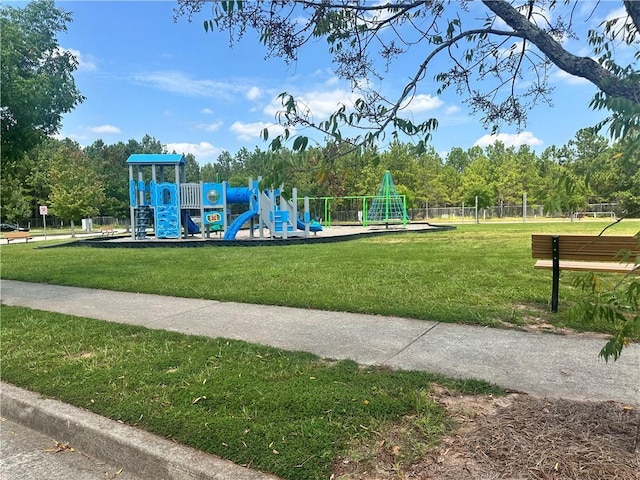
551,235,560,313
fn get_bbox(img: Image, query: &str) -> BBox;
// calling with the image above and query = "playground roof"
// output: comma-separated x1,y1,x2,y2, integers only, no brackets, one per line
126,154,185,165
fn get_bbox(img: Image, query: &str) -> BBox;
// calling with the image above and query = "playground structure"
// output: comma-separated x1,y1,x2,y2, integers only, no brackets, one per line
127,154,321,241
305,170,410,228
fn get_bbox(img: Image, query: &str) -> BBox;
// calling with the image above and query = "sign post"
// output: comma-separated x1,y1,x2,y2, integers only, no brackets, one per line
39,205,48,239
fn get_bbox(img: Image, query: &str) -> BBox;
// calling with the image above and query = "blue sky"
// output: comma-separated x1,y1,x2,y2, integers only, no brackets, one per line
26,1,631,163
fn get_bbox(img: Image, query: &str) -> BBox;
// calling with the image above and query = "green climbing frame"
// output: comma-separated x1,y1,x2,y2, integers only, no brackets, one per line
364,171,408,227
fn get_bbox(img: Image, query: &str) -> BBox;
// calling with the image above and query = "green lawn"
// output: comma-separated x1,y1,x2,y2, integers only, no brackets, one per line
2,220,638,333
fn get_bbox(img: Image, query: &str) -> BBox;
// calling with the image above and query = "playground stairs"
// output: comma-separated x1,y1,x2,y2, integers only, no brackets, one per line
272,210,294,235
135,205,152,240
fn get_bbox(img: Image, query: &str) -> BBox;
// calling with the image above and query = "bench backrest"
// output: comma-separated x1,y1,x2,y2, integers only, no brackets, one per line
2,231,30,238
531,234,639,262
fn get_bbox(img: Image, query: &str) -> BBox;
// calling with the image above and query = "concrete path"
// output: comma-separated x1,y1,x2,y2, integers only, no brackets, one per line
2,280,638,405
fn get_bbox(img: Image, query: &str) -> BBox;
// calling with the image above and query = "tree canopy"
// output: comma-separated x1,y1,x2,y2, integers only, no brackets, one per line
175,0,639,154
48,138,105,236
1,0,84,169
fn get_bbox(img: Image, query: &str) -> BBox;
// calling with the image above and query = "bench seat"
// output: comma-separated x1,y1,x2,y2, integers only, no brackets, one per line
534,260,637,273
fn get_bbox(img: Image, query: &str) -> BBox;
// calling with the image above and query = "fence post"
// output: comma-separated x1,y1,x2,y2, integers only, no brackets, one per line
475,196,479,224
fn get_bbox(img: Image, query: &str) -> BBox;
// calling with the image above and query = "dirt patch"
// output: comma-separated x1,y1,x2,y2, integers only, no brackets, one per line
332,388,640,479
504,303,615,340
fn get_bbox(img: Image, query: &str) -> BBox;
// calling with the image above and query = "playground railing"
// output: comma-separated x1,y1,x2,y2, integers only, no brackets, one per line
180,183,202,209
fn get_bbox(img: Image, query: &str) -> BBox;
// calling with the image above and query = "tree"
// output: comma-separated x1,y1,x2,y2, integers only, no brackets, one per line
48,139,105,237
84,139,129,218
176,0,639,155
460,155,496,209
83,135,165,218
0,176,31,224
445,148,471,174
415,149,451,208
184,153,201,182
1,0,84,170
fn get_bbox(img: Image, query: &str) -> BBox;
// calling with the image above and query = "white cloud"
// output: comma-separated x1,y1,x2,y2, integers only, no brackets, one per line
197,121,224,132
402,94,444,113
201,108,214,114
445,105,461,115
474,131,543,148
133,71,241,98
165,142,222,162
324,76,340,87
246,86,261,100
264,88,359,121
53,132,84,142
230,121,288,142
89,125,121,134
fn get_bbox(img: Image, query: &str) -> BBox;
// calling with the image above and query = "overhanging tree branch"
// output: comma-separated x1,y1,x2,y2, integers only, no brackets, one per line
482,0,640,104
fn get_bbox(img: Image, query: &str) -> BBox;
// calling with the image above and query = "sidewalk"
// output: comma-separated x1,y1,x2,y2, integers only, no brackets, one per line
1,279,639,478
2,280,638,404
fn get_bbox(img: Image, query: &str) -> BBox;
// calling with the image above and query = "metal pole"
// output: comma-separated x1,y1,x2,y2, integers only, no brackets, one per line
475,196,479,224
551,235,560,313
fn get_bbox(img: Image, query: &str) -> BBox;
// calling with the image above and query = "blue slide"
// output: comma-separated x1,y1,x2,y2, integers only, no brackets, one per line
296,218,322,232
223,207,259,240
187,216,200,234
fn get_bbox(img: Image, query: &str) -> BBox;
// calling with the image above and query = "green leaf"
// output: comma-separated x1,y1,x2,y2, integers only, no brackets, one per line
292,136,309,152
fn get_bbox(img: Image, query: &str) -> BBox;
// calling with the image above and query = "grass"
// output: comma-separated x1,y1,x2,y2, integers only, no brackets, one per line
0,305,502,480
2,220,638,334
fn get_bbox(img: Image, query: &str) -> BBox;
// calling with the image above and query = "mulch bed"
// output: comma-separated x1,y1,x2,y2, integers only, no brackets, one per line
334,394,640,479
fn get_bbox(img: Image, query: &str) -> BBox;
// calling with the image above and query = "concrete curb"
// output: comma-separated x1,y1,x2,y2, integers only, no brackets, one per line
0,382,281,480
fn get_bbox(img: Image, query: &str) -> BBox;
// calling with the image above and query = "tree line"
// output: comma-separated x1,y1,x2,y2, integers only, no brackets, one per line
2,127,638,226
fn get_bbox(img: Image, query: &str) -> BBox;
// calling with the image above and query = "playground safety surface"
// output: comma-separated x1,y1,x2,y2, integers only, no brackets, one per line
73,222,455,248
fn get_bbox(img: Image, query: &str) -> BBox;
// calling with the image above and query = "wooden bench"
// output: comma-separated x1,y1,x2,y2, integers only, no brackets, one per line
2,231,33,243
531,234,639,312
100,225,116,236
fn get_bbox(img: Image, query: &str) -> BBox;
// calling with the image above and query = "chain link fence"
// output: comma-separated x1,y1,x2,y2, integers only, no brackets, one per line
325,203,618,224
